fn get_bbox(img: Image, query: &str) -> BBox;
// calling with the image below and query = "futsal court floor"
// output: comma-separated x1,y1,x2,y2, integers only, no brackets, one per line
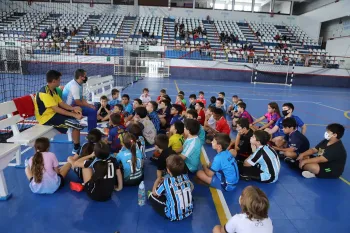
0,77,350,233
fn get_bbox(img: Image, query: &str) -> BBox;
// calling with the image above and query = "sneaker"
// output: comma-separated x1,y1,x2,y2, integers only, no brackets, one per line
284,157,296,163
70,182,84,192
302,171,316,179
239,174,251,181
65,119,85,131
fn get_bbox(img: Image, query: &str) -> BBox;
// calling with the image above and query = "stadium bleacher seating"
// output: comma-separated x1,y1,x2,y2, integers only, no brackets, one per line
0,11,339,67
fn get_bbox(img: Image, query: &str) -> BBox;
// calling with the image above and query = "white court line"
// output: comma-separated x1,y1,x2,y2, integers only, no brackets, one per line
201,147,232,220
313,103,346,112
177,83,350,95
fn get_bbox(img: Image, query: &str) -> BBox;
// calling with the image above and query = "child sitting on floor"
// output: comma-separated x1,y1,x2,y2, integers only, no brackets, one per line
140,88,151,105
212,186,273,233
170,104,183,125
296,123,347,179
70,142,123,201
149,155,194,221
273,117,310,161
250,102,280,131
168,121,185,153
152,135,176,191
158,99,171,128
97,95,111,122
228,95,239,116
180,119,201,174
112,104,125,126
68,128,103,180
25,137,71,194
265,102,306,148
175,94,186,112
204,106,216,132
186,109,206,145
229,118,254,162
188,94,197,110
108,89,120,107
209,96,216,108
232,102,253,128
240,131,280,183
107,113,126,154
197,91,207,106
133,106,156,145
116,132,144,186
146,101,161,133
196,133,239,192
178,91,187,106
156,89,166,104
195,101,205,126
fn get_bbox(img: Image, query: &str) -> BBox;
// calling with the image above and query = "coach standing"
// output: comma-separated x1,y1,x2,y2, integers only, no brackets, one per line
62,69,97,131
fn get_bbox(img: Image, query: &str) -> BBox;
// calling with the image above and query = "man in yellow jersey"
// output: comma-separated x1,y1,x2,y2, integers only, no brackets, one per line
34,70,85,154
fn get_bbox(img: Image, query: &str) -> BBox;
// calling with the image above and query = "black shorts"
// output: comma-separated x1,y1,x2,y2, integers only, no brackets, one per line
317,163,341,179
84,180,112,202
29,174,65,191
44,113,73,133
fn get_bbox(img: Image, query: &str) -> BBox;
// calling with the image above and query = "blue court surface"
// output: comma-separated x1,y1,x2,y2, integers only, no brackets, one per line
1,78,350,233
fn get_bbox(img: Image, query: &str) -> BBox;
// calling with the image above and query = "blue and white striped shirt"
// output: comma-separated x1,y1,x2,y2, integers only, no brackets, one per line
246,145,280,183
156,174,193,221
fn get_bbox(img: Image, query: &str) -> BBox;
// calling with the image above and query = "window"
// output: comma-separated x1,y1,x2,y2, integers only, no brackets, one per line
195,0,213,9
234,4,243,11
234,0,252,12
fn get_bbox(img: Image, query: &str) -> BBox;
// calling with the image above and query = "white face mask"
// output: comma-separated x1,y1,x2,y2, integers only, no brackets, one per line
324,132,332,140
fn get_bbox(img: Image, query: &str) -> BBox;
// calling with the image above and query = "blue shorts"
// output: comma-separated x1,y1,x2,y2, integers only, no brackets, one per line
272,131,285,139
210,175,236,192
210,174,223,190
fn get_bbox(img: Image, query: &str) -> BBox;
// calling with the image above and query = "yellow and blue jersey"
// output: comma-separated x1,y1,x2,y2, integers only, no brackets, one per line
34,85,62,125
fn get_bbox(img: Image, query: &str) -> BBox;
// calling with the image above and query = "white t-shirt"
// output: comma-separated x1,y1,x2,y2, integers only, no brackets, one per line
208,115,216,128
225,213,273,233
140,94,151,104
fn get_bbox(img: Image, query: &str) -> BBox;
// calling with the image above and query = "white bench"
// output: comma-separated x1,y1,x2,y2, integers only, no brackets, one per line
85,75,123,102
0,143,20,200
0,96,58,167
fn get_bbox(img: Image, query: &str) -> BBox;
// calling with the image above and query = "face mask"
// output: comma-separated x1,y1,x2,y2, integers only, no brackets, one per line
324,132,332,140
83,76,88,84
282,110,289,116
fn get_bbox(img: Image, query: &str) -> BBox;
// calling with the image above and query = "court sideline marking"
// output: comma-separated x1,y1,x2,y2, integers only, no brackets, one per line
174,80,231,225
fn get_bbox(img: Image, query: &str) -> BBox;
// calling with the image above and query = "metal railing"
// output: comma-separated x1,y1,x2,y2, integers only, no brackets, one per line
114,57,170,78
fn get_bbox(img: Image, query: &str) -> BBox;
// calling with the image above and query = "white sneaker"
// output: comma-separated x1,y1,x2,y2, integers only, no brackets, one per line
302,171,316,179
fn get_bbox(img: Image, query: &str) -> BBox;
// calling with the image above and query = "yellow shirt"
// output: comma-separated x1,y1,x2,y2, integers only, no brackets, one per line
169,134,184,152
34,85,62,124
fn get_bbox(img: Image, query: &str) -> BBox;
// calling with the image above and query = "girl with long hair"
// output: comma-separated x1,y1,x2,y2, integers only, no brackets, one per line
71,141,123,201
251,102,281,131
115,132,144,186
25,137,71,194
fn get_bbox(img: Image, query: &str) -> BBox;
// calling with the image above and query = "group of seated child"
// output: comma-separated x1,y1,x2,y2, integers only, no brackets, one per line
24,86,347,232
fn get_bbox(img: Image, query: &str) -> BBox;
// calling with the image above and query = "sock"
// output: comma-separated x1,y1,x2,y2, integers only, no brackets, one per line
74,143,80,150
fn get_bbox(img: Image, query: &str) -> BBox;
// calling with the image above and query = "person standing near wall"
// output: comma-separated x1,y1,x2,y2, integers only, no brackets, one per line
62,69,97,132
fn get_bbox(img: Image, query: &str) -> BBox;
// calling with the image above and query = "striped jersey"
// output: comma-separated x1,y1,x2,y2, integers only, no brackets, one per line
155,174,193,221
246,145,280,183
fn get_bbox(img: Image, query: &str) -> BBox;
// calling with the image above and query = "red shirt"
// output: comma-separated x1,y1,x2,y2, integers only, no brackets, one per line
197,98,207,106
216,117,230,135
197,109,205,126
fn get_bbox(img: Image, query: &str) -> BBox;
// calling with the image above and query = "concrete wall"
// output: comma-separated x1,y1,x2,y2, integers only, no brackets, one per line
297,0,350,41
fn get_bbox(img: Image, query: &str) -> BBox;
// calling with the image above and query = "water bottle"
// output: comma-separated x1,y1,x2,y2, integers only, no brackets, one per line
138,181,146,206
